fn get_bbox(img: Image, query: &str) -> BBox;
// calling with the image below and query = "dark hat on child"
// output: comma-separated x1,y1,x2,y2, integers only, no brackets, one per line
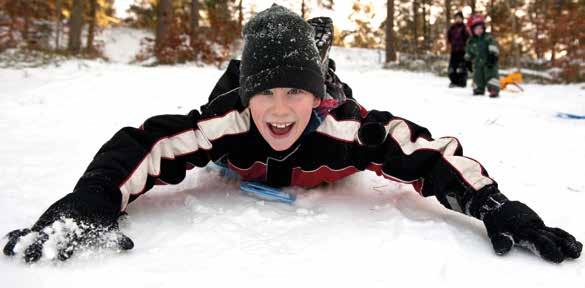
239,4,325,106
467,14,486,30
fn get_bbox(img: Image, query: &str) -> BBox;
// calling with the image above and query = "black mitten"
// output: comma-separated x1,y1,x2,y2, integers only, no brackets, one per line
465,60,473,72
358,110,392,148
3,191,133,263
483,200,582,263
487,52,498,67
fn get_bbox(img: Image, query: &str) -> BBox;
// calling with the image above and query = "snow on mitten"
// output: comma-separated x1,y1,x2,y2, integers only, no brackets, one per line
482,200,582,263
3,191,133,263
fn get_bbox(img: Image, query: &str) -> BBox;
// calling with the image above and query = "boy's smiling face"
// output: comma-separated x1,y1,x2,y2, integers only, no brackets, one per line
249,87,321,151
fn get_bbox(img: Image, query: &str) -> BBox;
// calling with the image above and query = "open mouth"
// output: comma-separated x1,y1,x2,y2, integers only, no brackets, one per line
267,122,295,137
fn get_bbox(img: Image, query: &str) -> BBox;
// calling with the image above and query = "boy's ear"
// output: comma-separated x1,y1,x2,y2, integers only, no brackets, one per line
312,97,321,108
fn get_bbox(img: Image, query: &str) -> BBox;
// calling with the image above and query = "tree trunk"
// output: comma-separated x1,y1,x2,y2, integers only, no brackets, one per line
489,0,494,32
190,0,199,45
385,0,396,62
503,0,521,69
422,0,429,51
55,0,62,50
469,0,476,14
550,0,564,66
68,0,84,54
86,0,97,54
512,11,520,69
445,0,451,31
156,0,173,50
23,0,30,44
238,0,244,30
528,3,543,60
8,3,15,47
301,0,306,19
412,0,418,56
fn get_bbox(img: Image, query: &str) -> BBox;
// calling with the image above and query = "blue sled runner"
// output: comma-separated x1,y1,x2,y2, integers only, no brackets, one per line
207,161,296,204
240,181,296,204
556,112,585,120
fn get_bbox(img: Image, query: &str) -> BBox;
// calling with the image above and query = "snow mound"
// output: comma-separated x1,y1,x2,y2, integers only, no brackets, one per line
99,27,152,64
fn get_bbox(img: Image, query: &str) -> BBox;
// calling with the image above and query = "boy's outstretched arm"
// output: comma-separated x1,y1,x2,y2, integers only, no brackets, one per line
3,109,236,262
360,110,582,263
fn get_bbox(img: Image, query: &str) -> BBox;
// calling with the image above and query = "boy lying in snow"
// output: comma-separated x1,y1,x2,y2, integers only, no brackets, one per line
3,5,581,264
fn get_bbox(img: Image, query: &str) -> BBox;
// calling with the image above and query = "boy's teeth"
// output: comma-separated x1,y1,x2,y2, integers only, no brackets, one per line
270,123,292,128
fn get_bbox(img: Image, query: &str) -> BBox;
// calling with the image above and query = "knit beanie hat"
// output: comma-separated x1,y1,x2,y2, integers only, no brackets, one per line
467,14,486,32
239,4,325,106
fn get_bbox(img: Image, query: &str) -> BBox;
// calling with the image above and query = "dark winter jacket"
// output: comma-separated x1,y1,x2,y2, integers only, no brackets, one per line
73,59,501,222
447,23,470,53
465,32,499,68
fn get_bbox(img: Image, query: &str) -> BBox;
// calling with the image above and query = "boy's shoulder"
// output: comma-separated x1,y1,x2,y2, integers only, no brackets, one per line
200,87,243,118
200,59,245,118
325,98,367,122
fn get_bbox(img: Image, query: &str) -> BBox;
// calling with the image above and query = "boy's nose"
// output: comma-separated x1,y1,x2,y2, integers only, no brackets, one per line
271,95,290,116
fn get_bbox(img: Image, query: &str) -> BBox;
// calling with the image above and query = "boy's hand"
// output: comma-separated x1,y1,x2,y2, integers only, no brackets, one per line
483,201,582,263
3,192,133,263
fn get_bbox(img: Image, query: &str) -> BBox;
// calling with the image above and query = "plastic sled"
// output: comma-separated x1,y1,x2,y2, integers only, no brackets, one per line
556,112,585,120
240,181,296,204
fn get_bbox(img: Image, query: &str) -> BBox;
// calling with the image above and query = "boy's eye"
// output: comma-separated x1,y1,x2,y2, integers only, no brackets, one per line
259,89,273,95
287,88,303,95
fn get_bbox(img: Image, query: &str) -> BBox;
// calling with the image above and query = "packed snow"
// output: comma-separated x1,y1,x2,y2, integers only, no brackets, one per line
0,27,584,287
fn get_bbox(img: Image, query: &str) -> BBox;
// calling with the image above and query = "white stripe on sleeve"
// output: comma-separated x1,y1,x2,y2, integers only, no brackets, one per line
119,109,251,210
385,119,494,191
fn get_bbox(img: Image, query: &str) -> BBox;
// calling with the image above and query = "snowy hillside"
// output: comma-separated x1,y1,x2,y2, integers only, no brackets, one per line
0,28,584,288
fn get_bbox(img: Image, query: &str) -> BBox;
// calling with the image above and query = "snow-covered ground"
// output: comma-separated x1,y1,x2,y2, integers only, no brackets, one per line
0,28,584,288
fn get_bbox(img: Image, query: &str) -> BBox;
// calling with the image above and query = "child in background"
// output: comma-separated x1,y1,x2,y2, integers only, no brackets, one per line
3,5,581,264
465,14,500,97
447,11,470,88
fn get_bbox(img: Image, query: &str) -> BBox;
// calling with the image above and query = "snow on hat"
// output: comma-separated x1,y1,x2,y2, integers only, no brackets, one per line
239,4,325,106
